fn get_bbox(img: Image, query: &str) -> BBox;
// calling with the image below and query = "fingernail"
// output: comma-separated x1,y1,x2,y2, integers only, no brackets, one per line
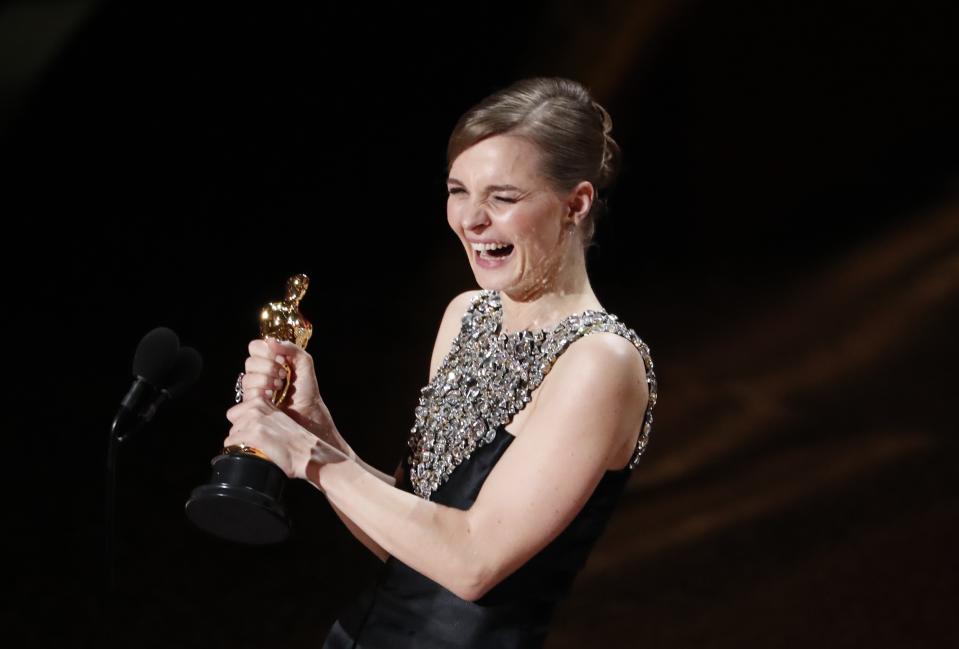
278,369,287,379
275,355,285,365
274,378,284,388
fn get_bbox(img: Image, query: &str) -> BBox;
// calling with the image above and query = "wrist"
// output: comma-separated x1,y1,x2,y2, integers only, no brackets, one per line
306,446,358,490
300,405,352,456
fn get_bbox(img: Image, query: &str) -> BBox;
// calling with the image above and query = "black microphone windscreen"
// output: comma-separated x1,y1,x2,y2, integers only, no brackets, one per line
164,346,203,399
133,327,180,384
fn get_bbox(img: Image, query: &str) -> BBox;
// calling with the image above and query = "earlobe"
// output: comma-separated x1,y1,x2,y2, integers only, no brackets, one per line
562,207,577,231
568,205,589,229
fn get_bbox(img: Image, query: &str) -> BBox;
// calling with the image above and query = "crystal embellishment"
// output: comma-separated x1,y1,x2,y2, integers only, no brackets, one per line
407,290,658,500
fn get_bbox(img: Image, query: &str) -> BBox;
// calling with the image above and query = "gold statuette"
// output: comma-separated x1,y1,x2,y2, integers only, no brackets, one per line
259,273,313,406
185,273,313,545
224,274,313,460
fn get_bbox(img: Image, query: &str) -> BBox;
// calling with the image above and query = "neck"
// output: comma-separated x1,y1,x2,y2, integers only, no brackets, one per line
498,247,601,333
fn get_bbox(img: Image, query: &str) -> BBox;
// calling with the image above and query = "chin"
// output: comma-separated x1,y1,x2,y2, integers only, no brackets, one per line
475,275,522,295
471,273,503,291
467,252,521,293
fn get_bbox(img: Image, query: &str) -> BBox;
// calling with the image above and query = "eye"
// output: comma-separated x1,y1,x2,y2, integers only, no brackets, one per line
447,188,465,196
494,196,517,203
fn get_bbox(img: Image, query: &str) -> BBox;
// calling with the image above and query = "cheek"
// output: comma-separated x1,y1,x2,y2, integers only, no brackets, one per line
512,213,558,253
446,201,461,233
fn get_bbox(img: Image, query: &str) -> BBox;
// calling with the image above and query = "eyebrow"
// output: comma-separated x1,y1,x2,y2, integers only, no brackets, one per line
446,177,524,192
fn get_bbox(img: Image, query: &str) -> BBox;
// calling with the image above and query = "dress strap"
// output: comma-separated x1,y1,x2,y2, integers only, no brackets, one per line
407,290,658,499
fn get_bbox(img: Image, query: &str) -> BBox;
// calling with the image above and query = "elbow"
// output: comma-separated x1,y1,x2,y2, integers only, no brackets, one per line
453,567,489,603
449,509,501,602
452,558,498,603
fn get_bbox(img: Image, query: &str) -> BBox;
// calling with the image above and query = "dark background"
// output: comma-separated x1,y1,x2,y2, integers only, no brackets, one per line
4,1,957,647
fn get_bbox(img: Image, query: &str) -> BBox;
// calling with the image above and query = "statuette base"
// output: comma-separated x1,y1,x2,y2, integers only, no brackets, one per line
185,453,290,545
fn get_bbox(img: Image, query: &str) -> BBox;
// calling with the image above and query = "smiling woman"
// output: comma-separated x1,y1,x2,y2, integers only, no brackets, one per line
224,77,657,649
446,134,594,297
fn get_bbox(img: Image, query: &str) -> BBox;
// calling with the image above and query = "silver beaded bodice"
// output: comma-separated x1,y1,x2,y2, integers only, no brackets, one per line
407,290,658,500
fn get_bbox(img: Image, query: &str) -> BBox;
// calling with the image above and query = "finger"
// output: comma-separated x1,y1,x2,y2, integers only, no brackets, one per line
226,393,274,423
240,388,274,404
226,403,250,424
223,424,250,448
248,339,273,359
244,355,285,377
265,338,310,364
248,393,277,411
265,339,315,372
242,374,274,394
242,371,286,393
226,397,263,423
235,397,275,431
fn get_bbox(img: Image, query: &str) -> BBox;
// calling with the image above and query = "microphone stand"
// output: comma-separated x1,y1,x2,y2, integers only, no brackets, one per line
105,417,128,594
94,417,123,649
105,405,154,593
100,412,148,645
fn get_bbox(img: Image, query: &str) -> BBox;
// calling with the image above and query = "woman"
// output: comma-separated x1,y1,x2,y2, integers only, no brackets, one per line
226,77,658,648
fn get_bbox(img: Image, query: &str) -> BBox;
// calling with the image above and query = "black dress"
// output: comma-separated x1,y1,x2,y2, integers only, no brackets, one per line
322,291,657,648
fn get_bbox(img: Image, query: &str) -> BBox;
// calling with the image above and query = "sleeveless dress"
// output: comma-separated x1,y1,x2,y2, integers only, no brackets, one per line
323,290,658,649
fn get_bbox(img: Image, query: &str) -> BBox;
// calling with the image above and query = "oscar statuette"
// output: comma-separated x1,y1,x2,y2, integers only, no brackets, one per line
185,274,313,544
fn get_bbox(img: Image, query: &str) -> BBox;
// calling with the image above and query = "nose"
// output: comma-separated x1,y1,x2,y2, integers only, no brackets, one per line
460,204,490,231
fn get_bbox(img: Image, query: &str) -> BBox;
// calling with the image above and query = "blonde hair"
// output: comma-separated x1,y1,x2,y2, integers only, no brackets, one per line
447,77,622,248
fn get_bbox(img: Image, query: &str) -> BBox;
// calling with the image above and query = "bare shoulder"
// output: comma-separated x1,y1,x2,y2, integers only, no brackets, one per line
428,290,484,382
536,332,650,460
545,331,649,398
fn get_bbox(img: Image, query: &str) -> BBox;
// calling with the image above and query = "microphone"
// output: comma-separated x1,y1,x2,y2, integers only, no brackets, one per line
112,327,203,442
135,345,204,436
104,327,202,595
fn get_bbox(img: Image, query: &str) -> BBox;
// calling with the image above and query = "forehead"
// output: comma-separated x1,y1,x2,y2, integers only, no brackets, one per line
448,134,544,185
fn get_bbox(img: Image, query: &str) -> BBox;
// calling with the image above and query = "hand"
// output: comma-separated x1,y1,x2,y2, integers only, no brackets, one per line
239,338,353,458
225,394,349,481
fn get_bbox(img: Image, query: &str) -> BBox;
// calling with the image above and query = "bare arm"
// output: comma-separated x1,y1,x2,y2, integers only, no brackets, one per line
324,290,480,562
313,333,649,601
326,459,403,562
349,450,397,486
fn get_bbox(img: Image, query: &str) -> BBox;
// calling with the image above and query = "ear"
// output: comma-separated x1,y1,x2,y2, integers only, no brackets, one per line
564,181,595,228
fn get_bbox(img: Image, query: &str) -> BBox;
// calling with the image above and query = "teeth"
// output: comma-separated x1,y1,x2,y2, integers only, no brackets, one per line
470,242,511,252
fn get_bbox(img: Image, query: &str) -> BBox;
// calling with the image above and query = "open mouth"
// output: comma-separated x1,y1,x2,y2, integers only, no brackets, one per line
471,242,514,261
482,245,513,259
